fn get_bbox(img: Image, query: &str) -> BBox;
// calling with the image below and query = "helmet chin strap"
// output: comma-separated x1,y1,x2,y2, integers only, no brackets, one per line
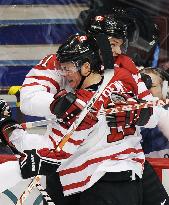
95,33,114,70
76,70,91,89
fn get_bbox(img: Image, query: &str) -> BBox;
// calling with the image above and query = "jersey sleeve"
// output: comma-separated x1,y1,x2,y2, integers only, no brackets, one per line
112,67,138,96
115,55,154,100
20,54,65,118
143,105,169,129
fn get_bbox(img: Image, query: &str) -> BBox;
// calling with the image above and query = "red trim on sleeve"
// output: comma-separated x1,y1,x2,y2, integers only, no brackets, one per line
138,90,151,99
26,76,60,90
22,82,50,92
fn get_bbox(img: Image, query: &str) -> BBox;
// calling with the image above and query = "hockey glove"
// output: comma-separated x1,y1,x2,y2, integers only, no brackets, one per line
19,149,61,179
106,93,153,128
0,99,12,118
0,99,20,154
50,89,98,130
50,89,77,118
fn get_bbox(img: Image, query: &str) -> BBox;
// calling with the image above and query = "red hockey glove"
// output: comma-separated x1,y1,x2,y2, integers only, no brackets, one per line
105,93,153,128
50,89,98,130
50,89,77,118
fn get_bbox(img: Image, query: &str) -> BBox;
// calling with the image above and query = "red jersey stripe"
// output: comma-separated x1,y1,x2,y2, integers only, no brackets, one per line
63,176,91,191
59,148,143,176
52,128,63,137
138,90,151,99
22,82,50,92
26,76,60,90
49,135,57,148
0,154,17,164
67,138,84,146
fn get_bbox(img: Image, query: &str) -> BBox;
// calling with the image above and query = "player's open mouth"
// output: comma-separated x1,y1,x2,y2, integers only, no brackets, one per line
68,79,73,83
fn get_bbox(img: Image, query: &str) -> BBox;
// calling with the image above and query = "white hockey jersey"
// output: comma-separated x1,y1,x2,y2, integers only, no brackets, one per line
19,54,159,196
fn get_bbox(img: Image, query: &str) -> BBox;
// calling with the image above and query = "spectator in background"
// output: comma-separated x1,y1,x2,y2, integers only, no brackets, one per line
140,67,169,158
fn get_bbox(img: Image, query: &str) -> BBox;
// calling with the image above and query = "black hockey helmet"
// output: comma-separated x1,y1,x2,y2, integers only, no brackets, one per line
88,14,128,41
57,34,102,73
86,13,135,54
77,7,133,40
77,7,159,67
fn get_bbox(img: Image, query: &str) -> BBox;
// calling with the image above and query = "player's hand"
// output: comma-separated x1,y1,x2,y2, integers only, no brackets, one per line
0,99,12,118
19,149,61,179
0,99,20,153
50,89,98,130
105,93,153,127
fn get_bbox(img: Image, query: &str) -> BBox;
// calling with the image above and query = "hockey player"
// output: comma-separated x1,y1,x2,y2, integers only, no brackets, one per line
83,11,154,101
0,33,144,203
18,33,169,205
77,6,160,68
0,34,143,203
78,11,169,205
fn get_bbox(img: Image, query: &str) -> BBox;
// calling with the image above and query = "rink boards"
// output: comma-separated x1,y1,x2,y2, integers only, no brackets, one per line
0,160,168,205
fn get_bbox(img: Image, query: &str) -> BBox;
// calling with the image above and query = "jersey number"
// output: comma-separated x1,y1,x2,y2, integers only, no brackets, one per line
37,55,53,67
107,126,136,143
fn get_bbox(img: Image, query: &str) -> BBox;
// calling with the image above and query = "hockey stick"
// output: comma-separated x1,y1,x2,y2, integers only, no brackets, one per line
2,150,54,205
16,176,41,205
36,181,55,205
19,119,56,129
16,175,55,205
9,98,169,131
104,99,169,114
0,148,54,205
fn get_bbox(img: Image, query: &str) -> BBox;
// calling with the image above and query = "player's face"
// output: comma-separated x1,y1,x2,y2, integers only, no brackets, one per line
108,37,123,56
148,73,163,99
60,62,82,89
